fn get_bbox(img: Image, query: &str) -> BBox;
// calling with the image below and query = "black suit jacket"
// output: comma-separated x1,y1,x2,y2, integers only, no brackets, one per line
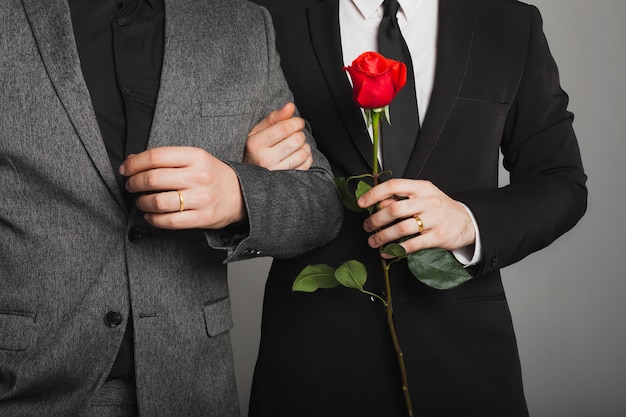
249,0,587,416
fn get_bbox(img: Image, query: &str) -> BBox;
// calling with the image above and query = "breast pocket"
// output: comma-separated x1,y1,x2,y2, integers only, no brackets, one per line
0,310,37,351
445,97,509,146
431,98,510,188
198,99,259,161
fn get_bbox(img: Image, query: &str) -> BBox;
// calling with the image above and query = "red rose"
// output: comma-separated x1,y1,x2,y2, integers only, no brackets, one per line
343,51,407,110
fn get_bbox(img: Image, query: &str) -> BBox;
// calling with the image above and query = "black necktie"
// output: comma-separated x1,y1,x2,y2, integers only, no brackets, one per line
377,0,420,177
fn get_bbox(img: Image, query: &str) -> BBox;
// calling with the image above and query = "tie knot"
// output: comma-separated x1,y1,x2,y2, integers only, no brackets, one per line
382,0,400,18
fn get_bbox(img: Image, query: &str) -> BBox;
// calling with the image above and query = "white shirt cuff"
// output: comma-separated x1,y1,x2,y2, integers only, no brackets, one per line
451,203,482,267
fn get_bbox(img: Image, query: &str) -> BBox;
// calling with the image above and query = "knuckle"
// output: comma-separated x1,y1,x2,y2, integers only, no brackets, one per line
251,151,269,168
404,197,419,211
144,170,159,188
258,156,272,169
244,138,258,153
164,214,182,229
419,179,433,188
294,131,306,146
429,196,444,210
152,193,169,212
387,178,402,192
147,148,163,165
282,136,298,152
290,117,305,131
278,120,293,136
388,202,403,217
194,170,212,185
294,148,308,162
397,220,413,235
403,239,419,254
134,195,146,210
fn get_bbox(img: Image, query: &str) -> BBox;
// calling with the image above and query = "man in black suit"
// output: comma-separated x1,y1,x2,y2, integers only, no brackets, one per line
248,0,587,416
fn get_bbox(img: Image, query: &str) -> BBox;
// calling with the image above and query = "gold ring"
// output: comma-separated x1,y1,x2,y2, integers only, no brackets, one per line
414,215,424,233
177,190,185,212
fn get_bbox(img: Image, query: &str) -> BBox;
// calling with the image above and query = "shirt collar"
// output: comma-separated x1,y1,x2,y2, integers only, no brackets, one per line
350,0,421,22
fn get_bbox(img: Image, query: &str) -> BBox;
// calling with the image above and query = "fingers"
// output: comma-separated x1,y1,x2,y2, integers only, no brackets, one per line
363,196,422,233
124,167,190,194
244,109,311,170
118,147,245,230
266,137,312,170
119,147,196,177
252,117,306,150
360,179,476,254
357,178,418,209
134,189,216,230
135,190,187,214
293,151,313,170
121,147,215,194
247,102,296,139
144,209,208,230
367,213,429,249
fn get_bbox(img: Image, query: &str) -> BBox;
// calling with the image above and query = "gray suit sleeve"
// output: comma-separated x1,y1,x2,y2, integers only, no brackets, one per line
206,6,343,261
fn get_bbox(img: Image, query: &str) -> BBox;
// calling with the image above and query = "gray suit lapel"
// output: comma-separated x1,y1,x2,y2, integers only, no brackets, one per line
146,0,188,149
145,0,173,148
21,0,127,213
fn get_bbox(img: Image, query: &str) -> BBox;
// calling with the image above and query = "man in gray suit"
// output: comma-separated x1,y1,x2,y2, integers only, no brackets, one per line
0,0,342,416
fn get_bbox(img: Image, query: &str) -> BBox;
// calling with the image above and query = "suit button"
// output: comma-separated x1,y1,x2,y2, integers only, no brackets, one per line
128,227,142,243
104,311,123,327
491,257,499,267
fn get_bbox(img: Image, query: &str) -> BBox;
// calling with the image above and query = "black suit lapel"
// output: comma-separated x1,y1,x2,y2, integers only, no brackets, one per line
307,0,376,171
404,0,476,179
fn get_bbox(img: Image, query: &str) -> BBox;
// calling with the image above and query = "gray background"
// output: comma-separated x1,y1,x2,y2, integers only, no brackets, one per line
227,1,626,415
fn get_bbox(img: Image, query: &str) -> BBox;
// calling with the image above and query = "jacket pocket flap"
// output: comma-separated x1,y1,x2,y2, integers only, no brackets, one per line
201,297,233,337
0,310,36,351
453,98,509,115
201,100,255,117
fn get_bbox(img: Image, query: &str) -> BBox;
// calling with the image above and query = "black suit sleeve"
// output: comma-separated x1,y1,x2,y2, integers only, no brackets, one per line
460,5,587,277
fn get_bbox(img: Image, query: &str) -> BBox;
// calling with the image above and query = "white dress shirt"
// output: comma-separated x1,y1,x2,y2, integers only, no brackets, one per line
339,0,482,265
340,0,437,125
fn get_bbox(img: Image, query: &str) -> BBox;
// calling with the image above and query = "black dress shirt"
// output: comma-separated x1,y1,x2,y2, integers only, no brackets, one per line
68,0,165,381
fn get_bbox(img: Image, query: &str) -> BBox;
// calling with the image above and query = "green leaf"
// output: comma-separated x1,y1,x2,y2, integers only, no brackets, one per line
355,180,372,200
292,264,340,292
407,248,472,290
355,181,374,214
381,243,407,258
333,177,362,212
334,260,367,290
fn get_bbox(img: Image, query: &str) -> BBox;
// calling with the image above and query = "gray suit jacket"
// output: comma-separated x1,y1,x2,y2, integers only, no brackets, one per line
0,0,342,415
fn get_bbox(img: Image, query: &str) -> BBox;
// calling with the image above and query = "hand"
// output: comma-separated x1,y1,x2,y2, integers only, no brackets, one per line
243,102,312,171
358,179,476,256
119,147,245,230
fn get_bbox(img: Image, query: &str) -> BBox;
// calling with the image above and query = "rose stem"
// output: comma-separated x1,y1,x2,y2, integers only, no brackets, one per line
372,110,414,417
